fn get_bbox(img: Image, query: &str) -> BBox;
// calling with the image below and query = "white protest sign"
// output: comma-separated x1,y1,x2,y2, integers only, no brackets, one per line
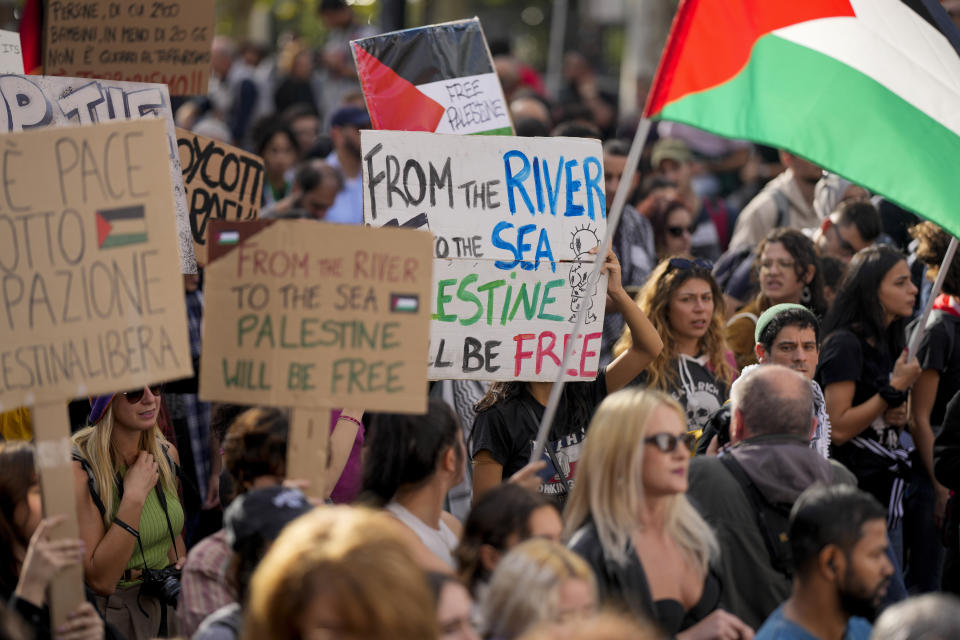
361,131,608,381
0,74,197,273
0,30,23,73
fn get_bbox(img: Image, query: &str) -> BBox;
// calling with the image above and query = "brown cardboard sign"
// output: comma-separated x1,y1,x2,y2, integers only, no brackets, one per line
0,119,193,410
199,219,433,413
176,128,264,266
44,0,215,95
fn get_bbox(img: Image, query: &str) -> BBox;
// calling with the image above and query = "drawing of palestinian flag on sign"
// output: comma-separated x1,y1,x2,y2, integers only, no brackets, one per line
96,206,147,248
352,18,513,136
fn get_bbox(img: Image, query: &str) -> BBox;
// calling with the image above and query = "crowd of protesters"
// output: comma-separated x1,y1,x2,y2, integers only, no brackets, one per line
4,1,960,638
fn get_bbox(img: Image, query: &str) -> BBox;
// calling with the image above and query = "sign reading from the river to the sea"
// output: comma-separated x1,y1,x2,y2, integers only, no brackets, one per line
199,220,434,412
361,130,608,381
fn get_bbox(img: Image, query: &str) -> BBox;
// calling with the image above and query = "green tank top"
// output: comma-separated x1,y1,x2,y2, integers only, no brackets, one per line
112,469,184,589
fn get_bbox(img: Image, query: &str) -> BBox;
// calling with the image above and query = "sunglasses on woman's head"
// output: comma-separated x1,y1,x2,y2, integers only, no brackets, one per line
666,224,698,238
122,384,164,403
667,257,713,272
644,432,698,453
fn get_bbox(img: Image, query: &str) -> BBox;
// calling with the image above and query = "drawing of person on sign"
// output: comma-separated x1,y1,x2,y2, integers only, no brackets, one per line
569,225,601,323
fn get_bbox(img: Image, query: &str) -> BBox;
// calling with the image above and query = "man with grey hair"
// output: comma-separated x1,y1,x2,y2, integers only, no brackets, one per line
688,365,856,629
871,593,960,640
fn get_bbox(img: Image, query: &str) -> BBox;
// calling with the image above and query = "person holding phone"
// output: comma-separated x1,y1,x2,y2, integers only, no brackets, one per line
72,385,186,640
471,248,663,509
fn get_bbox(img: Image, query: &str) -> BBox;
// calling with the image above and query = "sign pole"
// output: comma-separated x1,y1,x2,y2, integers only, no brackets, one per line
529,117,653,464
907,235,959,361
32,401,85,630
287,407,334,500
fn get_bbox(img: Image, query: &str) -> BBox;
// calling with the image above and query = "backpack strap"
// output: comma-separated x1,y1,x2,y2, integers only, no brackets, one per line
771,190,789,228
720,453,793,577
72,446,107,519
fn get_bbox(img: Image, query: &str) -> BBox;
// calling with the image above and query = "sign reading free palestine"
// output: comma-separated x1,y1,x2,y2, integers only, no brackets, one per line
352,18,513,136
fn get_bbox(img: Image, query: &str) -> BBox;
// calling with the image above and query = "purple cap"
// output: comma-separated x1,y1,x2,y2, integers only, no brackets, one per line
88,394,116,425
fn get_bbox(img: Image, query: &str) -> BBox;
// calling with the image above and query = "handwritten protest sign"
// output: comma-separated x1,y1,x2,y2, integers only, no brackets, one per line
176,128,264,265
44,0,214,95
352,18,513,135
200,219,433,496
361,130,608,381
0,119,192,627
0,74,197,272
0,30,24,73
200,220,433,411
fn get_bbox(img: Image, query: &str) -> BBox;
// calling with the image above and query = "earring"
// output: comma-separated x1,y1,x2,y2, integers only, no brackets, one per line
801,285,812,304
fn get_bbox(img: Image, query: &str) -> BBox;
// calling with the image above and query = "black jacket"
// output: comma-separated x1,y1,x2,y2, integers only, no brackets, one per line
567,521,719,637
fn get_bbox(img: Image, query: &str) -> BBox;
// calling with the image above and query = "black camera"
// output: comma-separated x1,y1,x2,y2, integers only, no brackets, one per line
139,565,182,607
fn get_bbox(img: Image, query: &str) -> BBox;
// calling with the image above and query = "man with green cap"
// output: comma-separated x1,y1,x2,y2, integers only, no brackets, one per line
744,303,831,458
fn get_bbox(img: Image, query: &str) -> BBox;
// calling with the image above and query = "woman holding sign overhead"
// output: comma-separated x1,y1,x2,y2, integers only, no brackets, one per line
72,385,187,640
471,247,663,509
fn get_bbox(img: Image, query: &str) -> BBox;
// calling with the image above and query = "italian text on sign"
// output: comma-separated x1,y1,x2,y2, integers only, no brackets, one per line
0,119,192,410
44,0,215,95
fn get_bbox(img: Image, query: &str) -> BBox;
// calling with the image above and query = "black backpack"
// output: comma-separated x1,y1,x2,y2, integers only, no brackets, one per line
720,453,794,578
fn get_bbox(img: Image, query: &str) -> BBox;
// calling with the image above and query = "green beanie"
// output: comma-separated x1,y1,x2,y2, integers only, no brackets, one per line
754,303,810,345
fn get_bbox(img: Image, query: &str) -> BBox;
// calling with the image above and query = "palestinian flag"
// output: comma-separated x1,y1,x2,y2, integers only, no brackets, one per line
18,0,43,74
646,0,960,239
96,206,147,249
352,18,513,136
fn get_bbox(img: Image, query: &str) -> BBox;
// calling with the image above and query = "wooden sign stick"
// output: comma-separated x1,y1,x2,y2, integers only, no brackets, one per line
32,402,85,630
287,407,334,500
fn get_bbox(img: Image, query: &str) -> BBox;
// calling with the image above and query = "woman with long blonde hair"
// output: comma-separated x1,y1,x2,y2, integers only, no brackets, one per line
566,389,753,639
72,385,186,639
615,258,736,433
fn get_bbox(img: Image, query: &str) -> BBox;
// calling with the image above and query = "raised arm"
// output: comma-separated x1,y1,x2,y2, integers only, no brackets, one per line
601,247,663,392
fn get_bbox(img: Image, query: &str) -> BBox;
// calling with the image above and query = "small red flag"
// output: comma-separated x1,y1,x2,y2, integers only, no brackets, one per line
19,0,43,74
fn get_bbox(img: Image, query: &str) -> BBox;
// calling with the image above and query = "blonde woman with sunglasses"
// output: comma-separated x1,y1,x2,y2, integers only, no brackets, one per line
566,389,754,640
72,385,186,639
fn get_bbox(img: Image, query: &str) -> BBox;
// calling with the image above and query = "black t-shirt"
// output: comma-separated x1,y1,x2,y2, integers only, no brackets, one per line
915,311,960,427
633,355,729,433
817,329,907,508
471,369,607,502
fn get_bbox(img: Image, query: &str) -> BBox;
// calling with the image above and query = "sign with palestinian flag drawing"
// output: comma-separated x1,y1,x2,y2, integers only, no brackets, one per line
646,0,960,239
352,18,513,136
96,206,148,248
0,119,192,410
361,130,608,382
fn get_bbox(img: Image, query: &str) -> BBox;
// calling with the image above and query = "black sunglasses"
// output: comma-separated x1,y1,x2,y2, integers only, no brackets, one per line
645,432,698,453
122,384,164,403
666,224,698,238
667,257,713,272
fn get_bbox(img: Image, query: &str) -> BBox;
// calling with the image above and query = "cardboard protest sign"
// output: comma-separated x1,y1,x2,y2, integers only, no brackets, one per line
44,0,214,95
352,18,513,136
0,119,192,628
0,30,24,73
361,130,608,381
0,74,197,272
0,119,193,410
199,220,434,412
176,128,264,266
